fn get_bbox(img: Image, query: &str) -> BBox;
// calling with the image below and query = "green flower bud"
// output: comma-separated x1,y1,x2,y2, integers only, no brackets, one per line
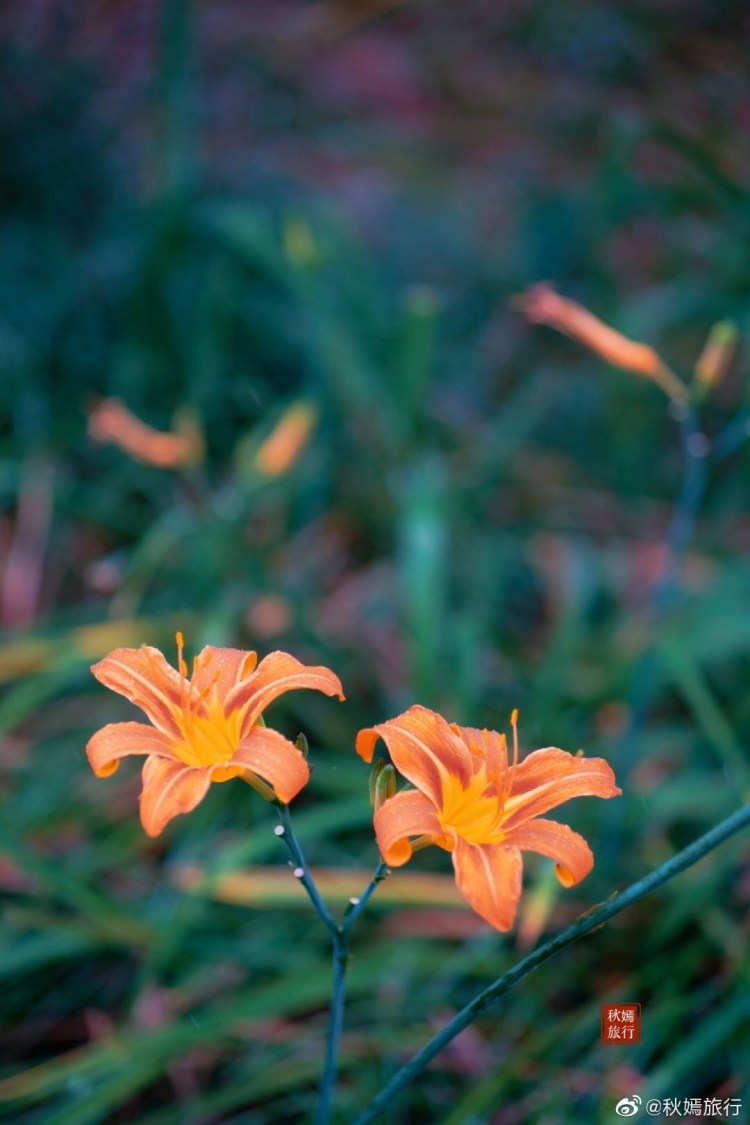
373,764,396,812
695,320,738,394
368,759,386,808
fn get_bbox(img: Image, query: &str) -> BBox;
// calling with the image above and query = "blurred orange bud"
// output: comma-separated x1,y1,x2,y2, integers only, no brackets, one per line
694,320,738,393
88,399,204,469
255,401,317,476
516,283,688,404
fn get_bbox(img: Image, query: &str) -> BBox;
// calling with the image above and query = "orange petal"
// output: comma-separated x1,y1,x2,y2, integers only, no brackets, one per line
210,765,246,783
355,728,382,764
224,651,344,733
86,721,178,778
503,748,620,831
139,757,212,837
455,724,508,779
452,838,523,931
355,706,473,805
504,817,593,887
190,646,258,697
91,647,183,737
230,726,310,804
373,789,443,866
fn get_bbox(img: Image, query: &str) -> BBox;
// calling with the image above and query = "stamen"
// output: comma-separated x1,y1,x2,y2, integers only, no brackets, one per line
175,632,190,728
170,632,241,767
193,680,216,709
500,710,520,811
510,709,519,772
175,631,189,679
497,732,510,810
484,728,500,789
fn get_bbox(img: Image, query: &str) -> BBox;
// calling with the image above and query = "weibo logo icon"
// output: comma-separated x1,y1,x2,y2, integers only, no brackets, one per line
615,1096,642,1117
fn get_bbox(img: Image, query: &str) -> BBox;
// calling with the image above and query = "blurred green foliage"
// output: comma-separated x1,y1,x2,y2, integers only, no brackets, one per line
0,1,748,1122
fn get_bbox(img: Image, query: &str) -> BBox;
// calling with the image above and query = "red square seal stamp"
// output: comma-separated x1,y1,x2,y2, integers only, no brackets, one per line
600,1003,641,1044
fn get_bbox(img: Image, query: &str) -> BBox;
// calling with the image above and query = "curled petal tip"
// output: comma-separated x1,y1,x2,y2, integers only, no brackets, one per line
356,728,379,763
555,864,577,888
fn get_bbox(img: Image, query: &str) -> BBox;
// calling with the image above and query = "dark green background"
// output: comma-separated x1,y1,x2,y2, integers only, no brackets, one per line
0,2,748,1121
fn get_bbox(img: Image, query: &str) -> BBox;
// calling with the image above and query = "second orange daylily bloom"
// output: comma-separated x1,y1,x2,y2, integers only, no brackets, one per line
87,636,344,837
357,706,620,931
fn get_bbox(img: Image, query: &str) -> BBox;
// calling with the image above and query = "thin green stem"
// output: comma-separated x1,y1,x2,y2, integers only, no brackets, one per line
629,403,706,688
275,802,339,940
274,803,389,1123
316,939,347,1125
602,400,708,864
711,408,750,464
344,861,390,932
655,403,708,615
626,404,707,731
353,803,750,1125
317,861,390,1125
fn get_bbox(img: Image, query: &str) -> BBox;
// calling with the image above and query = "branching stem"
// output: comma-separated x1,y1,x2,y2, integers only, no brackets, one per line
274,803,389,1124
354,803,750,1124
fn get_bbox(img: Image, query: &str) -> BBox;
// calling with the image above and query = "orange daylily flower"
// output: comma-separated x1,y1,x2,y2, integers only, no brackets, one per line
357,705,620,931
516,283,688,405
87,635,344,837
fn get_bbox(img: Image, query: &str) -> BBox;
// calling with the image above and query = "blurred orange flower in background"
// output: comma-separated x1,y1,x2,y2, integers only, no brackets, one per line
87,635,344,836
516,283,687,404
88,398,205,469
357,706,620,931
255,401,317,476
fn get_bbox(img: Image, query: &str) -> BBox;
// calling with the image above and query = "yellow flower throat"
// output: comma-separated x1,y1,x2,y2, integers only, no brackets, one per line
170,633,242,769
437,712,519,847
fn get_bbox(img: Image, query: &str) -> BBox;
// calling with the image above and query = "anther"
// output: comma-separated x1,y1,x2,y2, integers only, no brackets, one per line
502,711,520,806
175,631,188,678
